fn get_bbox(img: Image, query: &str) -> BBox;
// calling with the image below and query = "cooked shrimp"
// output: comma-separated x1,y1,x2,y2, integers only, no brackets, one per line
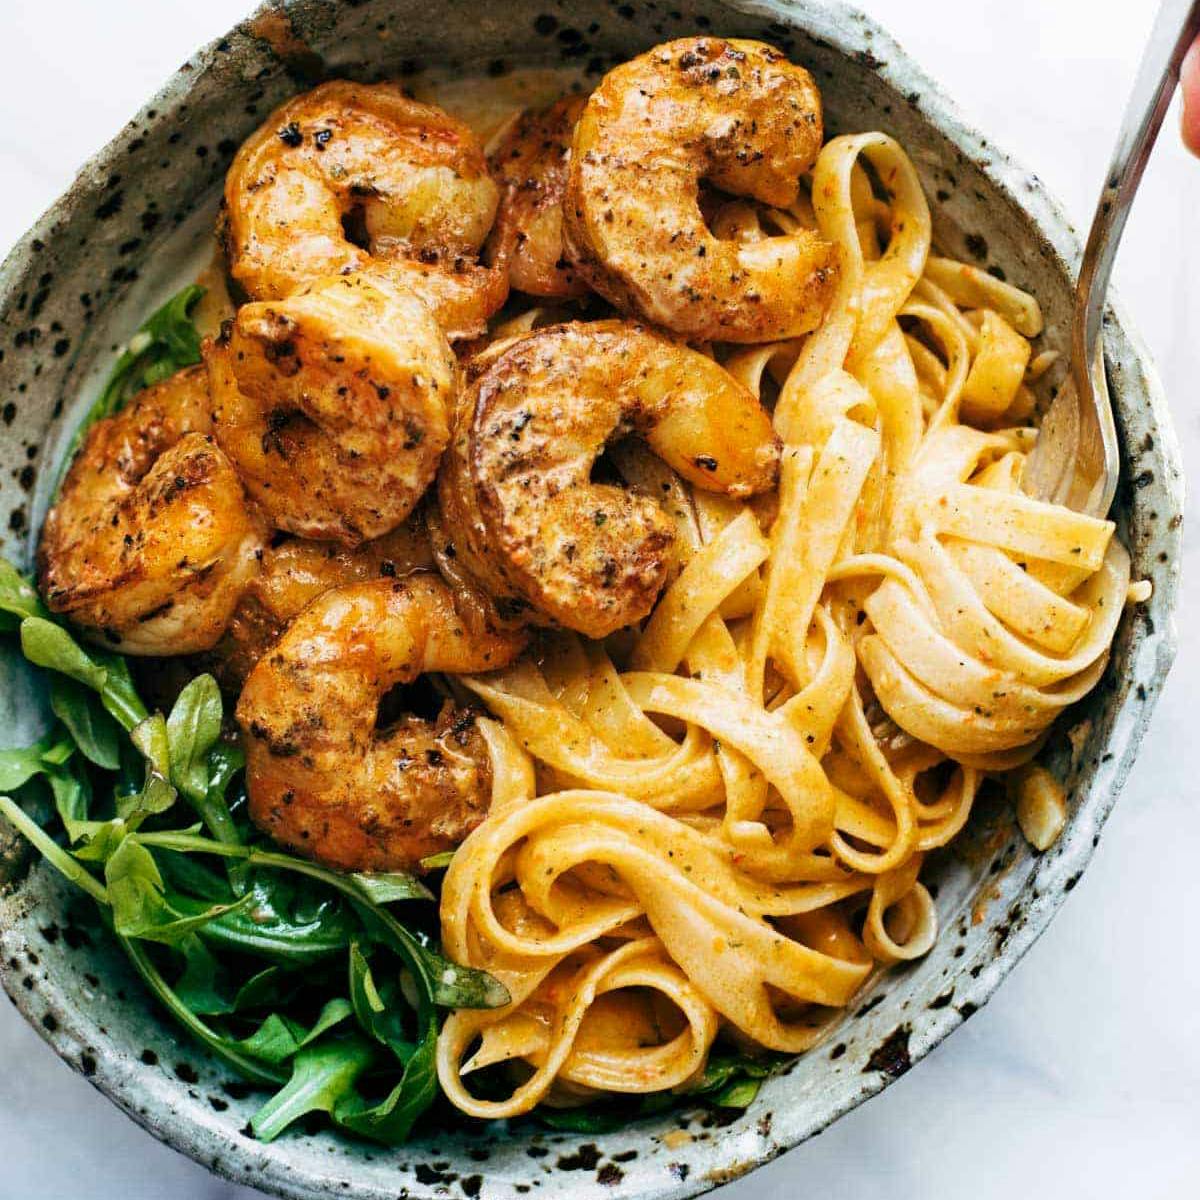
37,365,264,655
225,80,498,295
436,320,779,638
375,256,511,343
489,95,589,299
237,575,526,871
563,38,837,342
203,516,435,690
223,80,507,337
206,269,456,544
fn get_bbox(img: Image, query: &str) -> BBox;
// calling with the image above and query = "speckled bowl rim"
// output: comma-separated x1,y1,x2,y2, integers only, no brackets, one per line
0,2,1182,1199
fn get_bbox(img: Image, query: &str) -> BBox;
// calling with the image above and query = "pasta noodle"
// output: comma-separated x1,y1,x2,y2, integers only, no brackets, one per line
435,130,1130,1118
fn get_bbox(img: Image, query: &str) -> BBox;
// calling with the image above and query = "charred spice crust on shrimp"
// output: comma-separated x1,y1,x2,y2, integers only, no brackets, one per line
205,272,457,545
37,364,266,655
564,37,839,342
436,320,780,639
221,79,509,339
236,575,526,872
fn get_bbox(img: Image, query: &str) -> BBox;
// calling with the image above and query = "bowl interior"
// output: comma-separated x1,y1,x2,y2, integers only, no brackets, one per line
0,3,1181,1199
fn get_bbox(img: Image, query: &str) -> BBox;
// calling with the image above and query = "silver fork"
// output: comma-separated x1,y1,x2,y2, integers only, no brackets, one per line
1022,0,1200,518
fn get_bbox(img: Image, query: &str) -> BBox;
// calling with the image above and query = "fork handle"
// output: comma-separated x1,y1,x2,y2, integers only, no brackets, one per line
1075,0,1200,367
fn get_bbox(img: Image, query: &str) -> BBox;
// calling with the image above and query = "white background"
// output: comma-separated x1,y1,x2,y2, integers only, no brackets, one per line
0,2,1197,1197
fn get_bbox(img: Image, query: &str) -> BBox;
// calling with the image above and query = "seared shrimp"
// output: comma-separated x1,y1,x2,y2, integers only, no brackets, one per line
225,80,497,294
489,95,589,299
437,320,779,638
237,575,526,871
223,81,507,337
38,365,264,655
206,269,456,544
563,38,837,342
374,256,510,344
204,517,434,690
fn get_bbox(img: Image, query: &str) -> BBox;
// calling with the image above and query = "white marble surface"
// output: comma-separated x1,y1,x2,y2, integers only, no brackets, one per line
0,1,1197,1197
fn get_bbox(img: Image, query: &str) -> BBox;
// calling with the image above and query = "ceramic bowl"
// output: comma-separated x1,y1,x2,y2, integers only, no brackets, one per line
0,2,1181,1198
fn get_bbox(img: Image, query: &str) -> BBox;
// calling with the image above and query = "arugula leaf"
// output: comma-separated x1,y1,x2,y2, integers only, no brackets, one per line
140,284,205,367
536,1092,675,1134
339,947,437,1145
104,838,251,945
49,675,121,770
251,1036,375,1143
537,1107,636,1134
155,737,247,893
172,873,358,966
0,795,107,904
145,836,508,1008
349,943,392,1043
233,965,295,1012
105,838,185,932
158,679,245,889
20,618,107,690
72,818,129,862
116,772,177,829
534,1057,780,1133
45,757,93,841
60,284,205,482
207,742,244,806
710,1077,763,1107
173,934,235,1016
166,675,223,805
238,997,354,1066
118,714,183,831
239,1014,310,1066
351,870,434,905
351,902,508,1010
690,1052,784,1108
292,997,355,1046
349,942,414,1060
118,933,286,1088
0,560,50,630
693,1053,779,1090
130,712,171,777
195,740,244,846
115,736,145,799
18,617,147,731
0,668,504,1150
333,1025,437,1145
157,847,233,902
421,943,509,1009
89,651,148,732
0,730,72,792
39,735,76,767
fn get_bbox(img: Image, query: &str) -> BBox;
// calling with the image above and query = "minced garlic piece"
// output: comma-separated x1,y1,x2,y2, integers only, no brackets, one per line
1126,578,1153,604
1017,765,1068,852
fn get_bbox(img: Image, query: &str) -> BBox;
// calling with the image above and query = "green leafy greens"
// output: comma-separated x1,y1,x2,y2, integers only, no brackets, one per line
0,286,508,1142
533,1052,787,1134
0,578,506,1141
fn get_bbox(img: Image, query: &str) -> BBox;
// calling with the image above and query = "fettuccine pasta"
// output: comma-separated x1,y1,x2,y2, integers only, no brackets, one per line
436,128,1130,1118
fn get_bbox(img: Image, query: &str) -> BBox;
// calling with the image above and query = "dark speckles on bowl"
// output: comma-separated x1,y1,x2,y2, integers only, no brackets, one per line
0,3,1182,1200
